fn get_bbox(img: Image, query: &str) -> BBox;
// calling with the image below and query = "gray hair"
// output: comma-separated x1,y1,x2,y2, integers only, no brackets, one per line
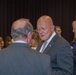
11,22,33,40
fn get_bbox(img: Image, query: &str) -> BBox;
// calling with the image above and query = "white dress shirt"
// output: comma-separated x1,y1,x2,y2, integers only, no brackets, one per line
13,40,27,44
39,32,56,52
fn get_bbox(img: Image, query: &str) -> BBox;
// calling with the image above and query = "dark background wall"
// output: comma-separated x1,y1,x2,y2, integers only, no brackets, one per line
0,0,76,43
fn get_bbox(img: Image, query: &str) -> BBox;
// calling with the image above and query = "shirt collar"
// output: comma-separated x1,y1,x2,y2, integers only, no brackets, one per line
47,32,56,43
13,40,27,43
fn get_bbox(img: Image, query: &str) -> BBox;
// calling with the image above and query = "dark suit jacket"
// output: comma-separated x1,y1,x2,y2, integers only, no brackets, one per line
0,43,52,75
37,34,73,75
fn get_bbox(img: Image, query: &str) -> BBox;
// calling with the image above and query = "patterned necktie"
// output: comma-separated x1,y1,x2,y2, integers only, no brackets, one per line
41,41,47,53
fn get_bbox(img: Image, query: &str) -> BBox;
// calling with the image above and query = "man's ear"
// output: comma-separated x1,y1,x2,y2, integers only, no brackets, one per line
27,32,32,44
27,32,32,38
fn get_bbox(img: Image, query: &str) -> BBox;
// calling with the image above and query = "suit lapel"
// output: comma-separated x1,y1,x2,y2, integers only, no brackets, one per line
36,42,44,51
44,34,58,53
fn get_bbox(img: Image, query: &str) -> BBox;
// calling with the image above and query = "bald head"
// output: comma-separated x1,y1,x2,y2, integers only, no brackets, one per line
12,18,29,30
37,15,53,26
11,18,33,41
37,15,55,41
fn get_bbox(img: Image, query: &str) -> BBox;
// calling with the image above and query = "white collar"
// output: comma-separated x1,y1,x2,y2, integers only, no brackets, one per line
46,32,56,43
13,40,27,43
39,32,56,53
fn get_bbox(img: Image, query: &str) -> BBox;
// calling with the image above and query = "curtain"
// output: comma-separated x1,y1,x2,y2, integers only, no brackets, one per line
0,0,76,42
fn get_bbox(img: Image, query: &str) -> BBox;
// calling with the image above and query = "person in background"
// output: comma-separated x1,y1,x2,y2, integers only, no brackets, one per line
70,34,76,49
71,20,76,75
55,26,62,37
36,15,73,75
0,18,52,75
5,36,12,47
0,37,4,49
71,21,76,49
30,30,42,50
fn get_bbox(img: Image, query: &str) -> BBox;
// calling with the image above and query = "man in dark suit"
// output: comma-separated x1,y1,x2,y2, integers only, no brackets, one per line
36,15,73,75
0,18,52,75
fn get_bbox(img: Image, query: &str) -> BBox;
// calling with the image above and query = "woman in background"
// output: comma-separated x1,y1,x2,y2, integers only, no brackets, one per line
30,30,42,50
71,20,76,75
71,35,76,49
5,36,12,47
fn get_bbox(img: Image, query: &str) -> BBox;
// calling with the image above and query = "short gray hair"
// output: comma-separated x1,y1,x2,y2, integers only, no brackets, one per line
11,20,33,40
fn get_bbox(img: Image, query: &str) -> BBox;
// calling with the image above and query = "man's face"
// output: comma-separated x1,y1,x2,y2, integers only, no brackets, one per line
56,27,62,36
37,21,54,41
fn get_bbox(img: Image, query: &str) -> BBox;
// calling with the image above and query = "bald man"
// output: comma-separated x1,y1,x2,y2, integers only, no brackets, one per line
0,18,52,75
36,15,73,75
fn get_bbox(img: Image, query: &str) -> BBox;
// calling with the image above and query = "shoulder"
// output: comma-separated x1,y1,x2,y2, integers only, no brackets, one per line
54,37,72,54
56,36,70,46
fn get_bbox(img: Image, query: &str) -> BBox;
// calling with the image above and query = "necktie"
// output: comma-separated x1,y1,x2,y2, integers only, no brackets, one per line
41,41,47,53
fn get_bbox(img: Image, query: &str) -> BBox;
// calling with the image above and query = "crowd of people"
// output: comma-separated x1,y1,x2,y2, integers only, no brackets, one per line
0,36,13,49
0,15,75,75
